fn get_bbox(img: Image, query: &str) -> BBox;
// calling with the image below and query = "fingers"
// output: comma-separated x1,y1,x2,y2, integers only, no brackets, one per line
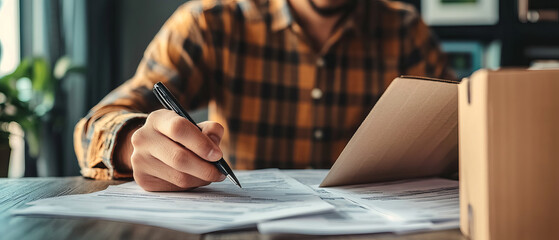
132,153,211,191
147,130,226,182
134,172,185,192
148,110,223,162
130,109,228,192
134,171,208,192
198,121,225,145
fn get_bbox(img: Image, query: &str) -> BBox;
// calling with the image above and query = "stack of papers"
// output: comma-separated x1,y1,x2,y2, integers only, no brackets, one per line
260,170,459,235
12,169,459,235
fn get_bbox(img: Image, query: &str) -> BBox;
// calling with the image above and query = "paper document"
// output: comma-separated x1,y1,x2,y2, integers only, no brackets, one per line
12,170,333,234
258,171,457,235
12,170,459,235
325,178,459,221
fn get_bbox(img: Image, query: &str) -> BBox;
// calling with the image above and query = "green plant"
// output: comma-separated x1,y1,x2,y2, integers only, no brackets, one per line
0,56,83,157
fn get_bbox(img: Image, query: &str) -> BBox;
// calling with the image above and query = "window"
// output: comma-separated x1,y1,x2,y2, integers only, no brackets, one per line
0,0,20,75
0,0,24,178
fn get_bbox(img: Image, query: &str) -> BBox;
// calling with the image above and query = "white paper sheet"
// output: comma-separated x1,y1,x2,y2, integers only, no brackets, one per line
12,170,334,234
12,170,459,235
324,178,460,222
257,184,434,235
258,170,441,235
281,169,330,186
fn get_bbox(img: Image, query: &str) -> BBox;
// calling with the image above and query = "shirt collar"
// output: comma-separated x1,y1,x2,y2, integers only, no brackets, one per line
240,0,292,31
242,0,366,34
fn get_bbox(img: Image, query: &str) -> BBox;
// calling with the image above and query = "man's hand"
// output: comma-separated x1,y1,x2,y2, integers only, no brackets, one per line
118,109,226,191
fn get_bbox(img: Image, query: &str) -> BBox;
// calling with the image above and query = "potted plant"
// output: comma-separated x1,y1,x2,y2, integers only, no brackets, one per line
0,56,82,177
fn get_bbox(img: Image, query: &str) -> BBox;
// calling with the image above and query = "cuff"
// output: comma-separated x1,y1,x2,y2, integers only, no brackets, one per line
79,111,147,180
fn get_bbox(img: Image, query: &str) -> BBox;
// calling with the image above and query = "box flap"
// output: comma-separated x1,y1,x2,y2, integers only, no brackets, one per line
320,76,459,187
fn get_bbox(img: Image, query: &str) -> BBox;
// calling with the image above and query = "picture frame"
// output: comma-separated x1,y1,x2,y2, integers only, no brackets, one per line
441,41,484,79
421,0,499,26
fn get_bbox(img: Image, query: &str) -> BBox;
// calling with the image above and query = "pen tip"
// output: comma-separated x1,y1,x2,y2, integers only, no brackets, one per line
227,175,243,189
234,180,242,188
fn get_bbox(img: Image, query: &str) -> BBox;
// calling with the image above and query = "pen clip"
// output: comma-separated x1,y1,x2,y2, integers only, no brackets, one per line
153,86,172,110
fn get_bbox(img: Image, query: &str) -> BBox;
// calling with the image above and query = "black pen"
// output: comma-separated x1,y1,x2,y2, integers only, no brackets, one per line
153,82,242,188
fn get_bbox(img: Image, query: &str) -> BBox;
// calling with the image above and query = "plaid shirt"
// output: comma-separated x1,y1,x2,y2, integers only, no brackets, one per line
74,0,453,180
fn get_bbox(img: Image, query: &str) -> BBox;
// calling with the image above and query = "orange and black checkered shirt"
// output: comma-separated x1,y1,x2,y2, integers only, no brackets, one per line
74,0,453,180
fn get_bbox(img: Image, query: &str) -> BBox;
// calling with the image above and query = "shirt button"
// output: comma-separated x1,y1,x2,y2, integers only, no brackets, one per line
311,88,323,100
316,58,325,67
314,129,324,140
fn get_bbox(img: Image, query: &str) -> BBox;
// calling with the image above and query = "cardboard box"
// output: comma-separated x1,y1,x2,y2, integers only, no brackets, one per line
459,69,559,240
321,76,459,187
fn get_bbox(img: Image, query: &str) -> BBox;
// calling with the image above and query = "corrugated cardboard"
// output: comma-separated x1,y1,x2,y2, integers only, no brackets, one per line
320,76,459,187
459,69,559,240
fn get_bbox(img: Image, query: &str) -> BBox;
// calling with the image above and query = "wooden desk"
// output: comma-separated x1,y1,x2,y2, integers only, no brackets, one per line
0,177,466,240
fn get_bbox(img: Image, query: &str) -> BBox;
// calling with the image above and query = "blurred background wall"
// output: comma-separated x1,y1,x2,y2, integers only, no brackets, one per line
0,0,558,177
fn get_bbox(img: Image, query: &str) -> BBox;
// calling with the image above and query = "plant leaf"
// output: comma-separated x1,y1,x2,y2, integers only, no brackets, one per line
31,57,52,92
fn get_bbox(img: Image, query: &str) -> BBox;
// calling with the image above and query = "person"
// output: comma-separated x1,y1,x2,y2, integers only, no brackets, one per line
74,0,453,191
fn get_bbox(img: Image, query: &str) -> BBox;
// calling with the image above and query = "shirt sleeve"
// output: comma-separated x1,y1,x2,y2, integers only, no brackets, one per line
399,7,456,81
74,2,212,180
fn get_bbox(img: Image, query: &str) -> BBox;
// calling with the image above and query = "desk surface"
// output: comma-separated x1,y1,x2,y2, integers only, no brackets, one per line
0,177,465,240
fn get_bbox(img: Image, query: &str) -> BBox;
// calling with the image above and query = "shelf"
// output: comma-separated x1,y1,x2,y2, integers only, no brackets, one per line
406,1,559,67
509,23,559,39
431,26,501,41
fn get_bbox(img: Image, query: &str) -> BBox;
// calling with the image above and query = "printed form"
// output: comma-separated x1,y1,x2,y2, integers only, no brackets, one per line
258,171,458,235
12,170,459,235
258,170,433,235
325,178,459,222
12,170,334,233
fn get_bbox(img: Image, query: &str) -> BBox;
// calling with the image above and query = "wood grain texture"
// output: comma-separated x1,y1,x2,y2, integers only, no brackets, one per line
0,178,465,240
